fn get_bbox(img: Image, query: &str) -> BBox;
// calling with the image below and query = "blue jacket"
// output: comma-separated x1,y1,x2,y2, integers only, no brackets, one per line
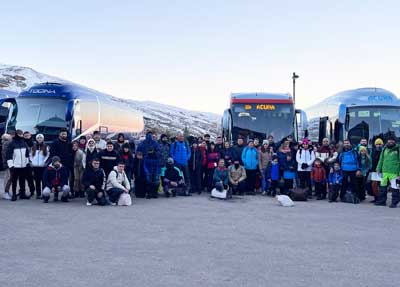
137,134,161,159
338,149,359,172
328,170,343,185
144,157,161,183
170,141,191,166
43,164,69,189
241,147,258,170
265,162,280,181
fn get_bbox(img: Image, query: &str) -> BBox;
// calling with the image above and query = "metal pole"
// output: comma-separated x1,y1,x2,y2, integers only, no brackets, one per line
292,72,299,104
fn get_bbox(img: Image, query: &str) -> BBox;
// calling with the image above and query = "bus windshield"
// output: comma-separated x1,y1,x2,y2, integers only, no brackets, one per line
348,106,400,142
8,97,67,135
231,103,294,141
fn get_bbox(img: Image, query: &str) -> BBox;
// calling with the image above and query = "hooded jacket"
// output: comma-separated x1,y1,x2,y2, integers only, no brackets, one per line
6,136,30,168
106,166,130,191
170,140,191,166
137,133,161,159
376,145,400,174
43,163,69,188
98,149,120,176
338,149,359,172
161,164,183,184
241,146,258,170
49,137,73,168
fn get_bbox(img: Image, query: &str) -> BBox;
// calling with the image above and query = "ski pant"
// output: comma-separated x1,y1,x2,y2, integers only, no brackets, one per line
107,187,125,203
314,181,327,198
42,185,70,198
190,168,202,193
33,167,45,197
246,169,257,192
86,187,108,205
176,164,191,192
340,171,357,200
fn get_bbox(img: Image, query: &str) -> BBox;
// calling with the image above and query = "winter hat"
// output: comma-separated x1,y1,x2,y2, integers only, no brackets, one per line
51,156,61,165
302,138,310,145
167,157,174,165
359,146,367,153
1,134,12,141
248,139,254,144
160,134,168,140
374,138,383,145
262,140,269,145
388,135,397,142
36,133,44,140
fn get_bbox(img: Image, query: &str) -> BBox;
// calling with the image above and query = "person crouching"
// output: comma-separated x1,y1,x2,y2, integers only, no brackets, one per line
213,159,229,194
106,162,130,205
82,158,108,206
42,156,70,203
161,157,187,197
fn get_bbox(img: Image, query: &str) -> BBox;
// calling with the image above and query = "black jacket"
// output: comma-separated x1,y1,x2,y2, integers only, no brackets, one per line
6,137,30,168
98,149,120,176
189,148,203,171
49,138,73,168
133,158,145,181
82,167,106,191
85,149,98,168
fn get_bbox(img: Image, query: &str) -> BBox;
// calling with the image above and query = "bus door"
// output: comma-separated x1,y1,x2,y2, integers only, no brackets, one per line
0,98,16,134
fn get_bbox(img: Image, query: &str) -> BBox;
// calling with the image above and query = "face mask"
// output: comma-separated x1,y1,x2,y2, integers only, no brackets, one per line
375,146,382,151
234,163,240,168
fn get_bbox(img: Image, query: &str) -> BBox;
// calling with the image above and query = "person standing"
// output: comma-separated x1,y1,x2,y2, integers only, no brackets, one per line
93,131,106,152
170,133,191,194
85,139,98,168
6,130,30,201
375,135,400,208
30,134,49,199
370,138,384,202
1,133,13,200
72,141,86,198
189,140,203,194
338,139,360,201
296,138,315,198
206,143,220,192
98,141,120,177
232,137,245,164
258,140,272,194
242,139,258,195
159,134,170,168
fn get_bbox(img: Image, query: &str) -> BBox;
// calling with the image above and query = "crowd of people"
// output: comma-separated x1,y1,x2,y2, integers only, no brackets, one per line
1,128,399,208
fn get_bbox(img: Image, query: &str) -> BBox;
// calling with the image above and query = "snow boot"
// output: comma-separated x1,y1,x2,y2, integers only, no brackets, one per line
374,186,387,206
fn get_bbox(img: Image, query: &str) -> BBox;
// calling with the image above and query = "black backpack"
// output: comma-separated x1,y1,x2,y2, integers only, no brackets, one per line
343,190,360,204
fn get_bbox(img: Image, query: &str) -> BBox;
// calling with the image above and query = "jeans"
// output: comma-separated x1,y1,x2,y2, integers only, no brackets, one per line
107,187,125,203
340,171,357,200
42,185,70,198
86,187,108,205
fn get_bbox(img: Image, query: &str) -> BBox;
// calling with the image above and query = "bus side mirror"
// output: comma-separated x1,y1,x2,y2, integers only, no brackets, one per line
296,109,308,131
65,100,74,121
338,104,347,124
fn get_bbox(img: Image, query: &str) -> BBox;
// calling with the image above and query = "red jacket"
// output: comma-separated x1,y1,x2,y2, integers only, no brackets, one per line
311,165,326,183
200,146,207,167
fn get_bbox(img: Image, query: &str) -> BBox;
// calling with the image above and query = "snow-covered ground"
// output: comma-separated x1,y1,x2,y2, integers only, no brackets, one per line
0,63,221,138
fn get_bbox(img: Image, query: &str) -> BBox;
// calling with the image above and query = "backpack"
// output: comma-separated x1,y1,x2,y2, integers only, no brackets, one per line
292,187,308,201
343,190,360,204
299,148,313,158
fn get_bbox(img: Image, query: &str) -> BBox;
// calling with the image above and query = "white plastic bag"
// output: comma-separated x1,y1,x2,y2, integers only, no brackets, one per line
118,193,132,206
276,195,294,207
211,188,227,199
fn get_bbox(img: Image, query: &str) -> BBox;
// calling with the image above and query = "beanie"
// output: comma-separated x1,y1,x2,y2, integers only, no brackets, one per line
374,138,383,145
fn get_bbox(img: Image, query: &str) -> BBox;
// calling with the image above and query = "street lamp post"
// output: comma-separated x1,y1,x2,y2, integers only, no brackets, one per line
292,72,299,104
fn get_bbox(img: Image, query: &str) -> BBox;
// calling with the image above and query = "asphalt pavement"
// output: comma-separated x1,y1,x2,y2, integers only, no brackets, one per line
0,175,399,287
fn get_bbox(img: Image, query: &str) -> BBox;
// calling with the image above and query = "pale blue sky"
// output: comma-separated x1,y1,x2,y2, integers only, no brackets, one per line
1,0,399,114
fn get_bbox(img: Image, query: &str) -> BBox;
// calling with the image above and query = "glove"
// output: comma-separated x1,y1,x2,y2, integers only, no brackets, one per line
301,163,308,170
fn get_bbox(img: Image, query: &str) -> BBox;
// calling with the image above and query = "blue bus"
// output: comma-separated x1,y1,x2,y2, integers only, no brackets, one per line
0,82,144,141
222,92,308,143
305,87,400,145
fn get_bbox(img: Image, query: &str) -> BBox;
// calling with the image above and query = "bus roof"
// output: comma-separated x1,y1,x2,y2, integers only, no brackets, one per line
305,87,400,119
230,92,293,104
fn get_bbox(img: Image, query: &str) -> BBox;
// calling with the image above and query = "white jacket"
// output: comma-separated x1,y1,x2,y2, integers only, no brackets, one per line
296,148,316,172
30,146,50,167
106,166,130,191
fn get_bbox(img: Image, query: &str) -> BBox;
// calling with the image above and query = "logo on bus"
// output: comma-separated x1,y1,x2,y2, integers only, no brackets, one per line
29,89,56,94
256,104,276,110
368,95,393,103
245,105,252,110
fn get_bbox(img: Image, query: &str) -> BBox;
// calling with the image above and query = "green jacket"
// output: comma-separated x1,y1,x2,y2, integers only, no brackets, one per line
376,145,400,175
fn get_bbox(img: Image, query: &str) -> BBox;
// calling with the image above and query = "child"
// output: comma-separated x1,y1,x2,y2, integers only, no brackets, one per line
282,153,296,197
328,162,343,202
265,155,280,196
311,158,327,200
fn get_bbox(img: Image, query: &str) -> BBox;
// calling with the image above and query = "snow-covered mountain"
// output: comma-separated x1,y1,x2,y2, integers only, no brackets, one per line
0,64,221,138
